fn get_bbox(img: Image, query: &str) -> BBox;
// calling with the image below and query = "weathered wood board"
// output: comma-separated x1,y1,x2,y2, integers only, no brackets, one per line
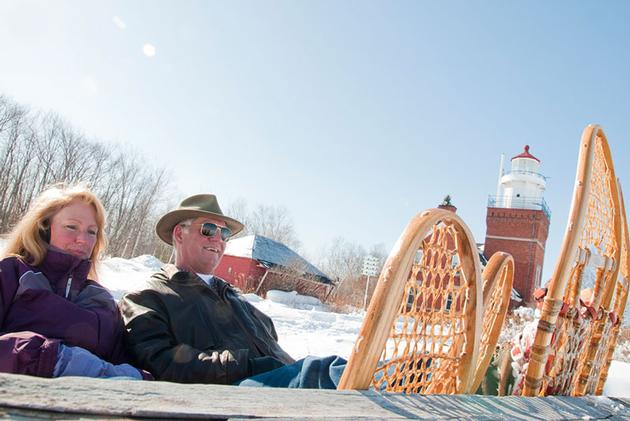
0,373,628,420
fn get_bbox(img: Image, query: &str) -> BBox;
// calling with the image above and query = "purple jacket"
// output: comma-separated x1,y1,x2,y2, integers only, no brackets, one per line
0,249,129,377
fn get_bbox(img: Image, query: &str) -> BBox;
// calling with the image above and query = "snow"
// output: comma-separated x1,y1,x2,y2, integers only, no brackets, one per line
263,290,327,310
247,291,364,359
602,361,630,397
97,255,160,300
224,235,256,259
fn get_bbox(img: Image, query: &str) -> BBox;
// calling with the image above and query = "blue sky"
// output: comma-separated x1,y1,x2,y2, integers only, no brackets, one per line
1,1,629,281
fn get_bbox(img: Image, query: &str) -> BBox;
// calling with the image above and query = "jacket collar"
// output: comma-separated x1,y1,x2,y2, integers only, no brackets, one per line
38,247,91,283
161,264,232,294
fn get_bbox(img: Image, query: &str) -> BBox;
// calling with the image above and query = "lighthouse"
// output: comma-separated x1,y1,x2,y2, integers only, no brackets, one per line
484,145,551,307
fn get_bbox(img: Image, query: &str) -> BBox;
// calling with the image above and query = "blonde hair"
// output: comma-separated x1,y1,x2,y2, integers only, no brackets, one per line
1,183,107,279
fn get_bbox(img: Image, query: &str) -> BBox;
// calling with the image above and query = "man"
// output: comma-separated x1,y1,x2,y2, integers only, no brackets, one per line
121,194,346,387
120,194,297,384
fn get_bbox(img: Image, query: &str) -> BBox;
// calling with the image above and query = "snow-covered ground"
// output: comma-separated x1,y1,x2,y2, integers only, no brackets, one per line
98,254,164,299
97,254,630,398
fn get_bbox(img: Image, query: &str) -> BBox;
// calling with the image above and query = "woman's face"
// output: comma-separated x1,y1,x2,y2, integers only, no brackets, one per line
49,199,98,260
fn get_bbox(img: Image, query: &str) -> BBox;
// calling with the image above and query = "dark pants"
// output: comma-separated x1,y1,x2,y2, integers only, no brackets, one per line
237,355,347,389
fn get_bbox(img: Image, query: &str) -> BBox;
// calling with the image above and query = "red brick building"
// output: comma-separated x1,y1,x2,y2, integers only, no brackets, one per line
484,146,551,307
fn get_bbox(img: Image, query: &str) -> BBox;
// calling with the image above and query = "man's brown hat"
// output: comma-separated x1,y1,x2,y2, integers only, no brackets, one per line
156,194,244,245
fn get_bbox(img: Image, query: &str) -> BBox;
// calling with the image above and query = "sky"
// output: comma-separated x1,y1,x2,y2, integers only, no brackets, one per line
1,1,629,281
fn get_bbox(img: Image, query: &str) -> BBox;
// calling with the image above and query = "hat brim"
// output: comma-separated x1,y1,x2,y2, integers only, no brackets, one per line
156,209,244,245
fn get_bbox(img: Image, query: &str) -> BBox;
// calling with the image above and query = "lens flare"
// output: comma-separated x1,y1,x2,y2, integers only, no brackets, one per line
143,44,156,57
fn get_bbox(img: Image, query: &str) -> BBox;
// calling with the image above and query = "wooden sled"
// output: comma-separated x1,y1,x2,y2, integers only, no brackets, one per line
338,208,507,394
522,125,623,397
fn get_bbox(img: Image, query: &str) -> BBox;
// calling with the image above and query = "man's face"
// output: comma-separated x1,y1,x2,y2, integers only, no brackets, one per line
173,216,228,274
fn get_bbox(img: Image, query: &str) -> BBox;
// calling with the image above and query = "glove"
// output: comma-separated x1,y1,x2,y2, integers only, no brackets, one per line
54,344,142,379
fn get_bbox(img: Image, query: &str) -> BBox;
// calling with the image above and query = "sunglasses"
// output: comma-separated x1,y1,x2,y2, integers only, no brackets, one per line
183,222,233,241
201,222,233,241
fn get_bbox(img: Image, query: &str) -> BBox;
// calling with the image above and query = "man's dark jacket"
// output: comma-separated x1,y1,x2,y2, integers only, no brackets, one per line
120,265,295,384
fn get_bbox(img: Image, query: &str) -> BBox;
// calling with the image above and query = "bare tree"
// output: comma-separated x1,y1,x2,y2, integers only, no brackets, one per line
249,204,301,250
318,237,366,284
0,94,174,260
224,197,251,239
367,243,388,274
319,239,391,311
225,198,301,250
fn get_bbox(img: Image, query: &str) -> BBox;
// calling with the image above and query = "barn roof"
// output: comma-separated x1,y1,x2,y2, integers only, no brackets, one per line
224,234,332,284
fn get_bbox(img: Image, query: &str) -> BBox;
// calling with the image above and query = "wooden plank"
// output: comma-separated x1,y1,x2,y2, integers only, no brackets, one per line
0,374,628,420
1,407,133,420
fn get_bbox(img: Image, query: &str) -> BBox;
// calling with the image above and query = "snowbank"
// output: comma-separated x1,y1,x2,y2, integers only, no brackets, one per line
265,289,327,310
97,255,158,300
246,291,364,359
603,360,630,397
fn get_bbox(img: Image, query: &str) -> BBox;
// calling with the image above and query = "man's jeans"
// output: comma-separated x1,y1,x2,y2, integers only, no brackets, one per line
237,355,347,389
237,355,432,390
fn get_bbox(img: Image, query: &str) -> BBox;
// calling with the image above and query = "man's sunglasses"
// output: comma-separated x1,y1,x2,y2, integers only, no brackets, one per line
183,222,232,241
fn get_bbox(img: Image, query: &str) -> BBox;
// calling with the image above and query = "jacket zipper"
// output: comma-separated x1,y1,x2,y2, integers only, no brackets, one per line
203,280,265,356
65,275,73,298
226,289,268,357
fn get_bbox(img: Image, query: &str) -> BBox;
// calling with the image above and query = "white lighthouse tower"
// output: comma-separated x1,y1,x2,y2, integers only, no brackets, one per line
496,145,547,211
485,145,551,307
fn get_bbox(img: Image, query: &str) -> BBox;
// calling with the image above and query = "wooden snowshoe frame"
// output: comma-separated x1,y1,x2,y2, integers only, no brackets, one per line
594,181,629,395
337,209,483,394
522,125,622,397
470,252,514,393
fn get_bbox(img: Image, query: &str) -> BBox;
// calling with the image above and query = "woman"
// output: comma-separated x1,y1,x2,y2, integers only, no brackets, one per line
0,184,148,379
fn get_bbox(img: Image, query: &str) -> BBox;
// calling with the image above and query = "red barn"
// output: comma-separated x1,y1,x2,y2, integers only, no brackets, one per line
215,234,334,302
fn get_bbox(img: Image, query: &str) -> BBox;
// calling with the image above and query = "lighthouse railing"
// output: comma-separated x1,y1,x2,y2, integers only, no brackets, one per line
487,195,552,219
